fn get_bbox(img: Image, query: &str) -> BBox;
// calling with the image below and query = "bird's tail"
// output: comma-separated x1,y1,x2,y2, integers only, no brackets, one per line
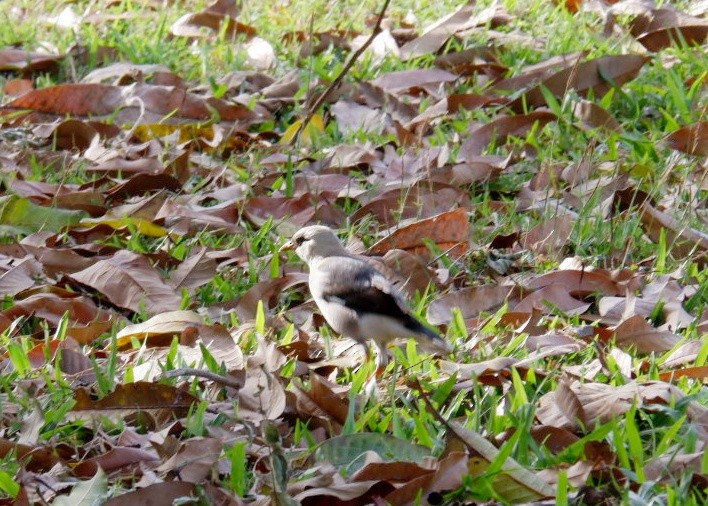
410,319,452,353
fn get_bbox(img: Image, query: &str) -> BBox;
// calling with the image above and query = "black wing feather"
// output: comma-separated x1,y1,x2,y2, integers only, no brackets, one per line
322,273,429,335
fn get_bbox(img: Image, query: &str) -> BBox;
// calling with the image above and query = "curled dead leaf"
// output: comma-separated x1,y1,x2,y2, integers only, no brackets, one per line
664,122,708,156
639,202,708,257
369,208,470,259
461,111,557,158
68,250,183,316
507,55,650,113
629,8,708,51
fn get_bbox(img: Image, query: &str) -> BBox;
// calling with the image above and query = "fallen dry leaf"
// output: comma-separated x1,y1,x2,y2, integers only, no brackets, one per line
629,7,708,51
0,48,63,74
399,4,476,60
461,111,557,158
427,284,518,325
369,208,470,259
506,55,650,113
537,379,692,430
613,314,682,353
69,250,183,315
664,122,708,156
639,202,708,257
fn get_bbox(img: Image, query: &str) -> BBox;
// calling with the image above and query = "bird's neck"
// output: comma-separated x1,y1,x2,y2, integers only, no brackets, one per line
308,250,348,265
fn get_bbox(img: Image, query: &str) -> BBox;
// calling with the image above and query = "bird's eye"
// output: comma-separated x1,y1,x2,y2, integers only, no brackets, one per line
294,236,306,245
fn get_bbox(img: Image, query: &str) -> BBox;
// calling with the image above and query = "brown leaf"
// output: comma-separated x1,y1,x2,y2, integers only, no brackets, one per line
32,119,98,151
399,4,476,60
434,47,507,79
74,447,159,478
664,122,708,156
73,382,198,412
0,48,63,74
0,256,43,297
305,374,350,426
440,357,521,386
572,99,622,132
491,52,587,94
352,183,470,227
0,438,64,473
639,202,708,257
369,208,469,259
522,215,575,255
1,83,259,125
370,68,458,95
82,62,171,84
380,248,437,296
537,380,688,429
4,78,34,97
662,340,703,368
658,365,708,383
514,284,591,315
427,285,517,325
407,93,505,131
171,10,255,41
214,273,308,323
168,247,218,291
155,199,242,236
529,425,580,454
527,269,623,297
382,452,469,504
102,482,197,506
59,344,94,377
1,292,117,344
554,378,588,428
156,437,223,482
9,239,97,280
245,193,345,230
507,55,650,113
294,480,387,503
351,455,436,483
330,100,386,135
645,452,704,482
524,333,583,355
629,8,708,51
461,111,557,158
69,250,183,315
613,314,682,353
196,323,244,371
428,160,504,186
238,362,286,421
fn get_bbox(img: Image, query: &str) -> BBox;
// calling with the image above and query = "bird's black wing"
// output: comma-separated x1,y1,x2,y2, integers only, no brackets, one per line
319,260,427,334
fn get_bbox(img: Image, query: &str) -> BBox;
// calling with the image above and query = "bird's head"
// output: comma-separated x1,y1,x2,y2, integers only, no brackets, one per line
279,225,346,263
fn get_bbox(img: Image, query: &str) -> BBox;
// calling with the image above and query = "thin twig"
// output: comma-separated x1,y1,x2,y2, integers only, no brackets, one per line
288,0,391,145
162,367,242,389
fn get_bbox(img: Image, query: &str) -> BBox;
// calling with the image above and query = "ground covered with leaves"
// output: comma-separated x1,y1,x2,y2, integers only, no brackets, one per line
0,0,707,504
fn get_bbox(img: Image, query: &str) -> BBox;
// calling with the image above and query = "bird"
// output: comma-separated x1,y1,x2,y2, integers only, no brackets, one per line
279,225,451,373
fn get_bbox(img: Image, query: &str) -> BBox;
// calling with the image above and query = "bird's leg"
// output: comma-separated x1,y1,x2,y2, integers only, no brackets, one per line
374,341,389,378
359,342,380,398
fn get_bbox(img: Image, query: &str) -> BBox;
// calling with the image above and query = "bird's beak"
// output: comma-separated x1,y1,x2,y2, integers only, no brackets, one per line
279,241,295,253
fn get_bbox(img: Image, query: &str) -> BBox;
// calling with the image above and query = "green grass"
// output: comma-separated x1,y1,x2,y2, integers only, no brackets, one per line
0,0,706,504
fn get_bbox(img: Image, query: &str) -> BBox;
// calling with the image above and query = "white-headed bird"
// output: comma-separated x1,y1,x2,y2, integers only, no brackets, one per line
280,225,451,372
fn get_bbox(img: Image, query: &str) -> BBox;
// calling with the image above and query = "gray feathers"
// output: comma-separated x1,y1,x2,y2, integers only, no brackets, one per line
281,225,451,368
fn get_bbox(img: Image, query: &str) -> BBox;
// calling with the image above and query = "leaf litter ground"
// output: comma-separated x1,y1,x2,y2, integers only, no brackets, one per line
0,0,707,504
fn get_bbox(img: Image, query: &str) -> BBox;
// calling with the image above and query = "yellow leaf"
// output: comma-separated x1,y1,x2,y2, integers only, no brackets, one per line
279,114,325,145
116,310,203,349
133,124,216,143
451,421,556,502
79,217,171,237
